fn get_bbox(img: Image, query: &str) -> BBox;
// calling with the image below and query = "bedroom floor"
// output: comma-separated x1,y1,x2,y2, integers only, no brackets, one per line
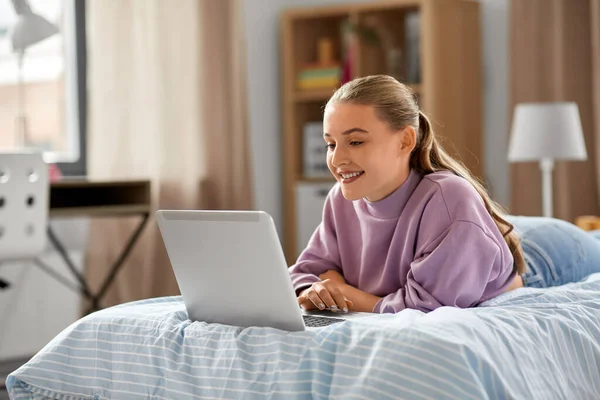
0,357,29,400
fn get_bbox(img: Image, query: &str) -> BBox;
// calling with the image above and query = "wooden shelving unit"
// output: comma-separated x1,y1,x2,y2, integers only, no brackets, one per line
299,177,337,184
293,89,336,102
280,0,482,263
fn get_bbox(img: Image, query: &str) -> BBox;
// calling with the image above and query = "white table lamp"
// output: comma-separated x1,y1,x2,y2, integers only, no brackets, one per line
508,102,587,218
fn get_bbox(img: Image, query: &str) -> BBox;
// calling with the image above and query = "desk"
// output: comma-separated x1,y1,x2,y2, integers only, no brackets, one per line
36,179,151,313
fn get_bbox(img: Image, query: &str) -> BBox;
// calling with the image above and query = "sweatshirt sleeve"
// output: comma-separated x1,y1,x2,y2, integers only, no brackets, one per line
288,191,342,294
373,221,506,313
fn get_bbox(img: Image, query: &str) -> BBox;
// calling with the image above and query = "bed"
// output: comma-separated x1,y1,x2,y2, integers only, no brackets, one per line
6,273,600,400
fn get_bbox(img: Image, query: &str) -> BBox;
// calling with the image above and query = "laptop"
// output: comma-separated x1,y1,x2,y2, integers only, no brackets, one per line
156,210,371,331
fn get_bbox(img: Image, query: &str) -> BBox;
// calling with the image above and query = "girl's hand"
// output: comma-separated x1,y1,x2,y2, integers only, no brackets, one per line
298,280,353,313
319,270,346,284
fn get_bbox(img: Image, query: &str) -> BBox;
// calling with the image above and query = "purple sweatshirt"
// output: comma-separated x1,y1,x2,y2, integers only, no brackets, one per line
289,169,516,313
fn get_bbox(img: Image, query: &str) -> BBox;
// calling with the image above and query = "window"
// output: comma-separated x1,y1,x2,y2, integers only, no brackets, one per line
0,0,86,176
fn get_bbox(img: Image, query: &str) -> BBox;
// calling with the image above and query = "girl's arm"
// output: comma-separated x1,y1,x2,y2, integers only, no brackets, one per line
322,220,513,314
289,192,343,295
374,220,511,313
339,285,381,312
320,270,381,312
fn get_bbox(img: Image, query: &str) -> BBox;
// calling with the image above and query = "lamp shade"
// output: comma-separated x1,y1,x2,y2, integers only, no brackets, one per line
507,102,587,162
11,8,58,52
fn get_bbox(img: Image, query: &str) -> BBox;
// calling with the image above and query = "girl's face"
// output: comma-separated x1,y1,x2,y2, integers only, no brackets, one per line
323,103,415,202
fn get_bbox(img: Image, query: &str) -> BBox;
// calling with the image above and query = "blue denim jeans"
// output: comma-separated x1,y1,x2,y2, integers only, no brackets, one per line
506,216,600,288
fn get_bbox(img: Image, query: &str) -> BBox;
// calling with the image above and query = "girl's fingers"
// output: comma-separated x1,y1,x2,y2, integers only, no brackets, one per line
298,285,326,310
314,284,343,312
298,284,353,313
328,286,348,312
306,287,328,310
344,297,354,309
298,296,318,310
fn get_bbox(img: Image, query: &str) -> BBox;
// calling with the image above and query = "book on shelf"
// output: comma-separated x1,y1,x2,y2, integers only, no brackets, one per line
296,63,341,91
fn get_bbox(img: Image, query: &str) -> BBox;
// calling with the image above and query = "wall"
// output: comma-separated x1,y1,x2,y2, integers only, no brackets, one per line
244,0,512,238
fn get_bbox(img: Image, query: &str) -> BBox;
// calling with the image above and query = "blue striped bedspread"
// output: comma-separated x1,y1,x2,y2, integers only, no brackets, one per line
7,273,600,400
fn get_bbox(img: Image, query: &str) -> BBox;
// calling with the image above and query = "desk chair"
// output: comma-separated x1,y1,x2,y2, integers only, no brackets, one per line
0,152,48,290
0,152,48,391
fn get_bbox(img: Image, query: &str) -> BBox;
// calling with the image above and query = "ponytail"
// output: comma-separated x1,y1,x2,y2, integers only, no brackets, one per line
413,111,526,275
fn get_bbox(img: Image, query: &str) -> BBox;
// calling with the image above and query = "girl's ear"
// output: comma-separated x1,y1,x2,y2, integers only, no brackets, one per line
399,126,417,154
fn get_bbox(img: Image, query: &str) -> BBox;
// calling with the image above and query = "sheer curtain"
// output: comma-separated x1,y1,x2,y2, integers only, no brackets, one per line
85,0,253,307
509,0,600,221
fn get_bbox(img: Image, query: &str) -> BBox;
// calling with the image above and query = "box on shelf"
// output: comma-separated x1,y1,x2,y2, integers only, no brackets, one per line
296,37,341,91
302,121,330,178
294,182,335,257
296,64,341,91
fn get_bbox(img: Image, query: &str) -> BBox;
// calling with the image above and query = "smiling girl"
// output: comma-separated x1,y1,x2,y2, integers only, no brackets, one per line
289,74,600,314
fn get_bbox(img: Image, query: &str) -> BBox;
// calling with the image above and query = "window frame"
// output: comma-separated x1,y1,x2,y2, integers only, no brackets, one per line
56,0,86,176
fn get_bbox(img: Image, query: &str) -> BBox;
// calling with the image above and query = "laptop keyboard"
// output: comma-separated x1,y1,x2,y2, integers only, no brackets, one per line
302,314,345,328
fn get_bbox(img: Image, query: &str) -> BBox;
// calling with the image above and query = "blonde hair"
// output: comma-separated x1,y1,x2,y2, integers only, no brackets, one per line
327,75,525,275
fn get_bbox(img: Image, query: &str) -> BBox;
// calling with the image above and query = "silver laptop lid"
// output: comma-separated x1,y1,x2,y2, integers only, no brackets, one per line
156,210,305,331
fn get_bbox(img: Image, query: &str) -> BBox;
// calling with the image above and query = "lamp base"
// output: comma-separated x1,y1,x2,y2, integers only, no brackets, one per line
540,158,554,218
